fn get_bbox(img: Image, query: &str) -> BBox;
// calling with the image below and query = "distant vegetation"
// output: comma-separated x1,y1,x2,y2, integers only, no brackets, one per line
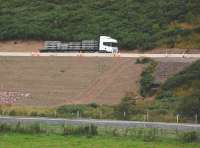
0,0,200,49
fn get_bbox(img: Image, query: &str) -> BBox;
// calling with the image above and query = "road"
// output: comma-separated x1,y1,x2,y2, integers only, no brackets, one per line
0,116,200,131
0,52,200,58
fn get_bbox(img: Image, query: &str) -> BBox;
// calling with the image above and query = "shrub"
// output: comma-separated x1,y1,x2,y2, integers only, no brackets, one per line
57,105,85,117
29,123,43,134
88,103,98,108
136,58,154,64
0,123,12,133
179,131,198,143
30,112,38,117
114,92,136,120
9,110,17,116
140,59,158,97
63,124,98,137
143,129,157,142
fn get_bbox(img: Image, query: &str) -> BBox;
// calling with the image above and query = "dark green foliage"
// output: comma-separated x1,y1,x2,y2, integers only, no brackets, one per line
176,96,200,122
156,91,174,101
56,105,85,116
140,59,158,97
158,60,200,100
63,124,98,137
0,122,44,134
136,58,154,64
143,129,157,142
9,110,17,116
0,123,12,133
114,92,136,120
156,60,200,122
0,0,200,49
179,131,198,143
87,103,98,108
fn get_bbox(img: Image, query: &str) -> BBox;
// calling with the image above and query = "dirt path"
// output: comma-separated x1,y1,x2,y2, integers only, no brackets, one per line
72,59,135,104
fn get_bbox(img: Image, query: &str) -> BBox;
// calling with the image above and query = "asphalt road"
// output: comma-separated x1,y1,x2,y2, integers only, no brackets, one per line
0,116,200,131
0,52,200,58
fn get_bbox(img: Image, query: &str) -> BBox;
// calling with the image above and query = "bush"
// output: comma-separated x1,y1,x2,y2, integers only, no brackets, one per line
140,59,158,97
114,92,136,120
63,124,98,137
179,131,198,143
136,58,154,64
143,129,157,142
57,105,85,117
88,103,98,108
30,112,38,117
0,123,12,133
9,110,17,116
28,123,43,134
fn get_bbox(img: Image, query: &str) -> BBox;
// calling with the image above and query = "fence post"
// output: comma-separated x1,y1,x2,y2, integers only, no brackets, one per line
146,111,149,121
99,110,102,119
176,114,179,123
77,110,80,118
54,110,57,117
124,111,126,119
195,113,198,124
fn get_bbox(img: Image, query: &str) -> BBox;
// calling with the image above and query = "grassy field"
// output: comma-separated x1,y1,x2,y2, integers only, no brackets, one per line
0,133,199,148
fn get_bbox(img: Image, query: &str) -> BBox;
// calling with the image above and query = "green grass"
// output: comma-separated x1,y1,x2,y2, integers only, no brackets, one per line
0,133,199,148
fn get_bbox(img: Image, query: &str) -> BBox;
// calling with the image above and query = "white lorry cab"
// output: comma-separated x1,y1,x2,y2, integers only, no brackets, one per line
99,36,118,53
40,36,118,53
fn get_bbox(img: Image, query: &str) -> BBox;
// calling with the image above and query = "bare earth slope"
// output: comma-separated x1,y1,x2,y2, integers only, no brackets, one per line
154,58,197,83
0,57,143,107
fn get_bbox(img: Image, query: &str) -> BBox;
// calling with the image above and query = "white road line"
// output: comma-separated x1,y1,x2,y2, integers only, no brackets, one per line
0,52,200,58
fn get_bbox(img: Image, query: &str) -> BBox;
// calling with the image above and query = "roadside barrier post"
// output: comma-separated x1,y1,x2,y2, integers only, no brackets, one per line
99,110,102,119
176,114,179,123
144,115,146,121
195,113,198,124
146,111,149,121
77,111,80,118
123,111,126,119
54,110,57,117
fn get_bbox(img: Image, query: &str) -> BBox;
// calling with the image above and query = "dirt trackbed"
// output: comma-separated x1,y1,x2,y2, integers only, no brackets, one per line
0,57,143,107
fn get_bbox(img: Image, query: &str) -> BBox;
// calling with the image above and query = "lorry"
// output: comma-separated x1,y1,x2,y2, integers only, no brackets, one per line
40,36,118,53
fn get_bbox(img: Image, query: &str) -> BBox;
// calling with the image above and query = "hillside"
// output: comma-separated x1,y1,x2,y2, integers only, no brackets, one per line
158,59,200,99
0,0,200,50
157,60,200,119
0,57,143,107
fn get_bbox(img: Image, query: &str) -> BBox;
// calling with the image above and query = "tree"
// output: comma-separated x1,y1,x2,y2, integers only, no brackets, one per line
114,92,136,120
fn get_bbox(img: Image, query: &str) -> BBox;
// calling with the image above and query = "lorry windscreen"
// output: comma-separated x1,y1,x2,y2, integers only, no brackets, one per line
103,42,118,47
